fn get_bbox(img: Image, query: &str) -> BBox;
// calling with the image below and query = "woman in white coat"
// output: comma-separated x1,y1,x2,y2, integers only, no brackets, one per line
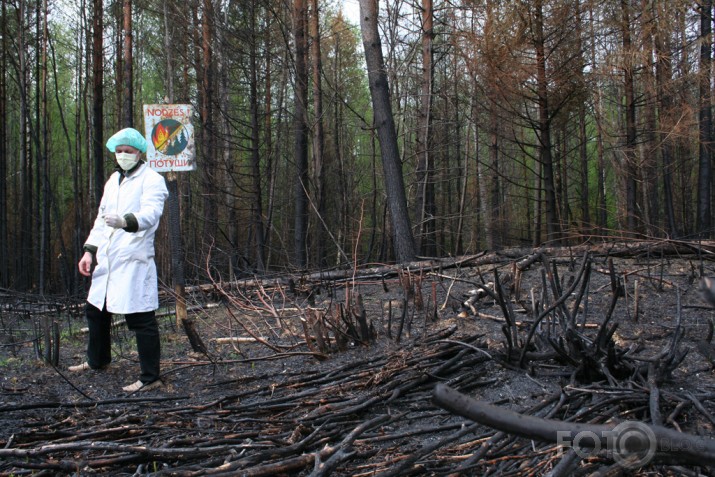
69,127,169,393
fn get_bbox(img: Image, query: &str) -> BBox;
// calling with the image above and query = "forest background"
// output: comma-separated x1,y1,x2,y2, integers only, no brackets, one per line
2,0,715,297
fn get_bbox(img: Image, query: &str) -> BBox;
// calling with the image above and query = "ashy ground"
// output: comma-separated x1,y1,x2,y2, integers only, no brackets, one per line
1,247,715,476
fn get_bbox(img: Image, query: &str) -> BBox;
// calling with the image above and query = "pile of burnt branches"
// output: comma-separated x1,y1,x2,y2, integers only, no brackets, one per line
2,325,714,476
1,326,498,476
477,252,689,384
2,250,715,475
434,252,715,475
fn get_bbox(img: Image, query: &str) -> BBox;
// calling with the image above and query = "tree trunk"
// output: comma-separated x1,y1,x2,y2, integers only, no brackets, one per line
332,17,348,261
122,0,133,127
39,0,49,294
575,1,590,236
698,0,713,237
481,0,501,250
588,3,608,234
641,0,660,237
485,96,500,249
162,0,174,101
414,0,435,256
358,0,416,263
578,108,590,233
114,2,122,131
77,0,89,290
249,0,266,272
199,0,217,256
293,0,309,268
533,0,560,244
654,0,678,237
0,0,7,287
17,0,33,290
621,0,639,235
263,23,276,266
455,82,473,255
558,127,570,233
309,0,326,266
92,0,104,212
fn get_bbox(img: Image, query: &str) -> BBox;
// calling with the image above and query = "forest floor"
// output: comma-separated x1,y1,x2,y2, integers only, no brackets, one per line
2,243,715,476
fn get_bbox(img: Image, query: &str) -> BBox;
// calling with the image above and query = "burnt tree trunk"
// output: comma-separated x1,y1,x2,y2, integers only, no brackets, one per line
293,0,309,268
697,0,713,236
358,0,416,263
92,0,103,209
122,0,133,127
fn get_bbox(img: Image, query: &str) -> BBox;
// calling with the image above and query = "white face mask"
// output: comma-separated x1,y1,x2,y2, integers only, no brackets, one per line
116,152,139,171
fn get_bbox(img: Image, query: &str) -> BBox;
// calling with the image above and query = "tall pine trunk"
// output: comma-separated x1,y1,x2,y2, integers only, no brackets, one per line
249,0,266,271
621,0,639,234
122,0,133,127
482,0,501,249
697,0,713,236
641,0,660,237
18,0,33,290
0,0,8,287
533,0,560,244
654,0,678,237
309,0,326,266
39,0,49,293
293,0,309,267
414,0,435,255
92,0,103,211
575,0,590,236
588,2,608,234
358,0,415,263
199,0,217,256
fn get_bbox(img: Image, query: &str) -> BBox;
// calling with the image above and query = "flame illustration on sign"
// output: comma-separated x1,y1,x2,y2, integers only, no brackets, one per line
150,118,189,157
152,122,171,153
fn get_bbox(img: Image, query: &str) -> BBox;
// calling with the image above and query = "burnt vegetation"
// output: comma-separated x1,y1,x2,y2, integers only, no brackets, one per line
2,242,715,476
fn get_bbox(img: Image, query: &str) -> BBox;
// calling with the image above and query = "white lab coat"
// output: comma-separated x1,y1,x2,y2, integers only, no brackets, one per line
85,163,168,314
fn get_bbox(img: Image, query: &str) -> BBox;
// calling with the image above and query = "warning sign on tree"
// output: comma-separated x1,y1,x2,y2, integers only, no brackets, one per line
143,104,196,172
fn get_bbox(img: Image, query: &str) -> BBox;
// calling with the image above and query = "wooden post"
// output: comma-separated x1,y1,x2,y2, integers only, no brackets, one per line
166,171,184,328
166,170,205,353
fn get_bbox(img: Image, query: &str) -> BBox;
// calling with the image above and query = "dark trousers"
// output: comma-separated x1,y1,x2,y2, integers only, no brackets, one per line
86,303,161,383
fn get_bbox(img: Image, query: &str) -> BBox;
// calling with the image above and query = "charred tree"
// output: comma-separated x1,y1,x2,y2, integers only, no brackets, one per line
0,0,8,287
653,0,678,237
249,0,266,272
697,0,713,237
358,0,416,264
91,0,103,210
199,0,217,260
532,0,560,244
414,0,436,256
309,0,327,266
122,0,133,127
293,0,309,268
621,0,639,235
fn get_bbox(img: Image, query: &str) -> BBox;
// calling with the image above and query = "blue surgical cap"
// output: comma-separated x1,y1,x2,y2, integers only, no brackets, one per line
106,127,148,153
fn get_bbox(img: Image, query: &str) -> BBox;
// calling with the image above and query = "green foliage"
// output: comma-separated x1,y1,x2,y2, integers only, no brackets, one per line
0,357,20,368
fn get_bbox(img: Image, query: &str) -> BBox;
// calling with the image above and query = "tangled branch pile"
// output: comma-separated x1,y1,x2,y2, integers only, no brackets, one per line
2,244,715,475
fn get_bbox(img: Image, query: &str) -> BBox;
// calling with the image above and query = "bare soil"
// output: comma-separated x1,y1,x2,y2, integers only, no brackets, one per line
2,251,715,476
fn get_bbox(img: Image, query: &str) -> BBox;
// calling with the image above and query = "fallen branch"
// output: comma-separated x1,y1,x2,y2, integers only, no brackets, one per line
211,337,267,344
433,383,715,466
0,395,190,413
309,415,390,477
